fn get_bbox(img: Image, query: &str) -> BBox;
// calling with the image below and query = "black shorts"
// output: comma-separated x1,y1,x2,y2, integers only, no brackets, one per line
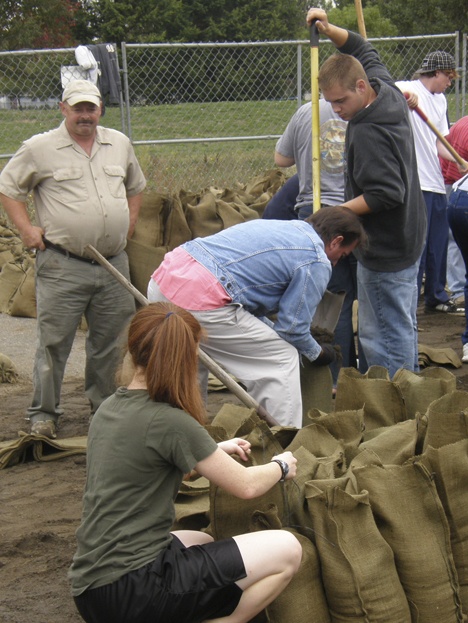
74,536,246,623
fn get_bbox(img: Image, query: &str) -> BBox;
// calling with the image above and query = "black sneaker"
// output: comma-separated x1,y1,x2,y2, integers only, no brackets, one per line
425,300,464,315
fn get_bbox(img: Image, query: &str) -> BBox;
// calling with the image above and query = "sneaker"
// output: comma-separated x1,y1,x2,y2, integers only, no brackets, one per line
30,420,57,439
463,344,468,363
450,296,465,313
425,300,464,315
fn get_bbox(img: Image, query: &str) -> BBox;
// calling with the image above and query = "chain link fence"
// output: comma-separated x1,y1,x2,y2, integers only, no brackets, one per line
0,33,464,192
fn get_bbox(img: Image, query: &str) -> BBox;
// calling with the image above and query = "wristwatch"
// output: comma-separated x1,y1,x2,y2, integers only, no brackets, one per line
271,458,289,482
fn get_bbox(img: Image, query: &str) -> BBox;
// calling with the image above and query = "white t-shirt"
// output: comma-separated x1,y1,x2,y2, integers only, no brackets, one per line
396,79,449,194
453,174,468,192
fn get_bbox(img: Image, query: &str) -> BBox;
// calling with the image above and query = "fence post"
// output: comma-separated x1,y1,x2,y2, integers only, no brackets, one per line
120,42,132,141
296,43,302,110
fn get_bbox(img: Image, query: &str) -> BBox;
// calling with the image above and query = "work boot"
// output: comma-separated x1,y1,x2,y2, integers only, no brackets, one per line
30,420,57,439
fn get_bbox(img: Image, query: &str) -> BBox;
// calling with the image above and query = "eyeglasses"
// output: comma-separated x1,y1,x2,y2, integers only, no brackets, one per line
439,70,456,80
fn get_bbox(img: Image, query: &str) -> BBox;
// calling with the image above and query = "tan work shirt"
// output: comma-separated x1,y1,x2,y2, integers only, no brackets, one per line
0,121,146,257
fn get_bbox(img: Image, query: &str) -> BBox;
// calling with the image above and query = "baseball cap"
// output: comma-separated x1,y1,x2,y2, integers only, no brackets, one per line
62,80,101,106
415,50,457,75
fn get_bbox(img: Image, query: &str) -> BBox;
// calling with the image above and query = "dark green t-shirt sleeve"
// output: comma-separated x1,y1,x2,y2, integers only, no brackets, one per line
147,406,218,474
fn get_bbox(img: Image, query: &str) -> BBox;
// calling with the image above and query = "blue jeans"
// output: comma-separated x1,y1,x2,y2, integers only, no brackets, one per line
418,191,449,307
357,261,419,378
262,174,299,220
447,187,468,345
299,202,359,382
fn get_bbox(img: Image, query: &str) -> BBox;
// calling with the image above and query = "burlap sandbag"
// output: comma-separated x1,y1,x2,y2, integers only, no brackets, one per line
305,407,365,465
161,193,192,249
243,169,286,199
285,422,346,478
0,353,19,384
282,445,333,539
250,506,331,623
172,493,210,531
354,419,419,466
218,187,268,219
0,223,24,268
393,367,457,420
230,412,284,466
182,190,246,238
210,403,255,439
305,476,411,623
0,434,87,469
131,191,168,247
125,238,168,297
422,390,468,451
209,413,288,540
0,256,36,317
173,476,211,531
353,462,465,623
217,192,261,222
300,361,334,421
418,343,462,369
9,260,36,318
420,441,468,613
131,191,191,248
334,366,407,430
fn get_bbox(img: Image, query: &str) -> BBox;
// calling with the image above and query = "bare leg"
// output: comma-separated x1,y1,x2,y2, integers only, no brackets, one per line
171,530,214,546
204,530,302,623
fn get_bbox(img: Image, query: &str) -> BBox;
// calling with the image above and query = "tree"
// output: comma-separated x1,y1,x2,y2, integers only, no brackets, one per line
0,0,86,50
83,0,305,44
325,4,398,37
374,0,467,36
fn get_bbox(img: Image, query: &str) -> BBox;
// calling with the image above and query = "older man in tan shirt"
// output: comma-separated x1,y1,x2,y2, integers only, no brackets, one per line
0,80,146,438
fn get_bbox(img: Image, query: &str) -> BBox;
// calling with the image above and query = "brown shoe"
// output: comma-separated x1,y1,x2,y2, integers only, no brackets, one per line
30,420,57,439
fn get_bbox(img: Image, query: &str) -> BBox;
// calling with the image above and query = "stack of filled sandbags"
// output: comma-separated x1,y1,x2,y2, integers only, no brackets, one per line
175,366,468,622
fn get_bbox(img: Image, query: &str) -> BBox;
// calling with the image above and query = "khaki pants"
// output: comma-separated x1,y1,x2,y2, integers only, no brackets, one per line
28,248,135,424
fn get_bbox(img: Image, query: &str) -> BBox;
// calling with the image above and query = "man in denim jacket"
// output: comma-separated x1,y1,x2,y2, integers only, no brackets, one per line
148,206,366,428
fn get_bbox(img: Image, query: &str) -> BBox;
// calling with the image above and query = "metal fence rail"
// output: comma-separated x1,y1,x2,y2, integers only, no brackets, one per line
0,33,463,192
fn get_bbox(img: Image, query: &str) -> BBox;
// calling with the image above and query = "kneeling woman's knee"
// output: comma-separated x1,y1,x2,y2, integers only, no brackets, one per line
277,531,302,574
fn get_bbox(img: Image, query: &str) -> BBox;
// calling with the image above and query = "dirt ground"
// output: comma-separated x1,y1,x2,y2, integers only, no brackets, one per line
1,305,467,623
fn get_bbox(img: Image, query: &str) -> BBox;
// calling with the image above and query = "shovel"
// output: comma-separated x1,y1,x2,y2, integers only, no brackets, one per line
404,95,468,169
309,19,345,333
84,244,279,427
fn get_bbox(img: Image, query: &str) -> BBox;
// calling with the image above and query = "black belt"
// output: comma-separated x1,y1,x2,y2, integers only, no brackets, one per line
43,239,114,264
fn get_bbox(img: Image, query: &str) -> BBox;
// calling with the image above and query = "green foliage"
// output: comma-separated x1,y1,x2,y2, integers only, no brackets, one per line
326,5,398,37
0,0,86,50
374,0,466,36
78,0,305,45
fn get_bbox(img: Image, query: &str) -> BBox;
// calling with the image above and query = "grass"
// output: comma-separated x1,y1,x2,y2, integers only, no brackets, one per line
0,93,463,192
0,100,299,191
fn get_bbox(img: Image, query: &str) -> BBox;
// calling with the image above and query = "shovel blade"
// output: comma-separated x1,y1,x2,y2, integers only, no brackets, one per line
311,289,345,333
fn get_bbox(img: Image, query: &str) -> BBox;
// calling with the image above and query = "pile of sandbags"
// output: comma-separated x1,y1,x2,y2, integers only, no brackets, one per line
174,366,468,623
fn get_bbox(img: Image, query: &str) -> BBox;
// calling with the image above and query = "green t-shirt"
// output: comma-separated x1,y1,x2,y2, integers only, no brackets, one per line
69,388,218,596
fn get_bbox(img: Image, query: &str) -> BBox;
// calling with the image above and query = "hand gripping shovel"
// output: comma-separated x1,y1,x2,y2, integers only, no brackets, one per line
84,244,279,427
404,94,468,169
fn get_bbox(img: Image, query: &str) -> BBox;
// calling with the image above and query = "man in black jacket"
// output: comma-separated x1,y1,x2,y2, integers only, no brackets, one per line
306,8,427,377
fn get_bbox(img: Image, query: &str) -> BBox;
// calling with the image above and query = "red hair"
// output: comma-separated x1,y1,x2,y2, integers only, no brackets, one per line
127,302,206,424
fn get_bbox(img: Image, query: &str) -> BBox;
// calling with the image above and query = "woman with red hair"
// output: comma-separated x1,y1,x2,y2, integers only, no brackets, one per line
69,302,300,623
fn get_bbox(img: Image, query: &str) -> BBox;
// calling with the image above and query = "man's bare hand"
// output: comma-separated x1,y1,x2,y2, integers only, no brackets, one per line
20,225,45,251
403,91,419,109
306,8,329,32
